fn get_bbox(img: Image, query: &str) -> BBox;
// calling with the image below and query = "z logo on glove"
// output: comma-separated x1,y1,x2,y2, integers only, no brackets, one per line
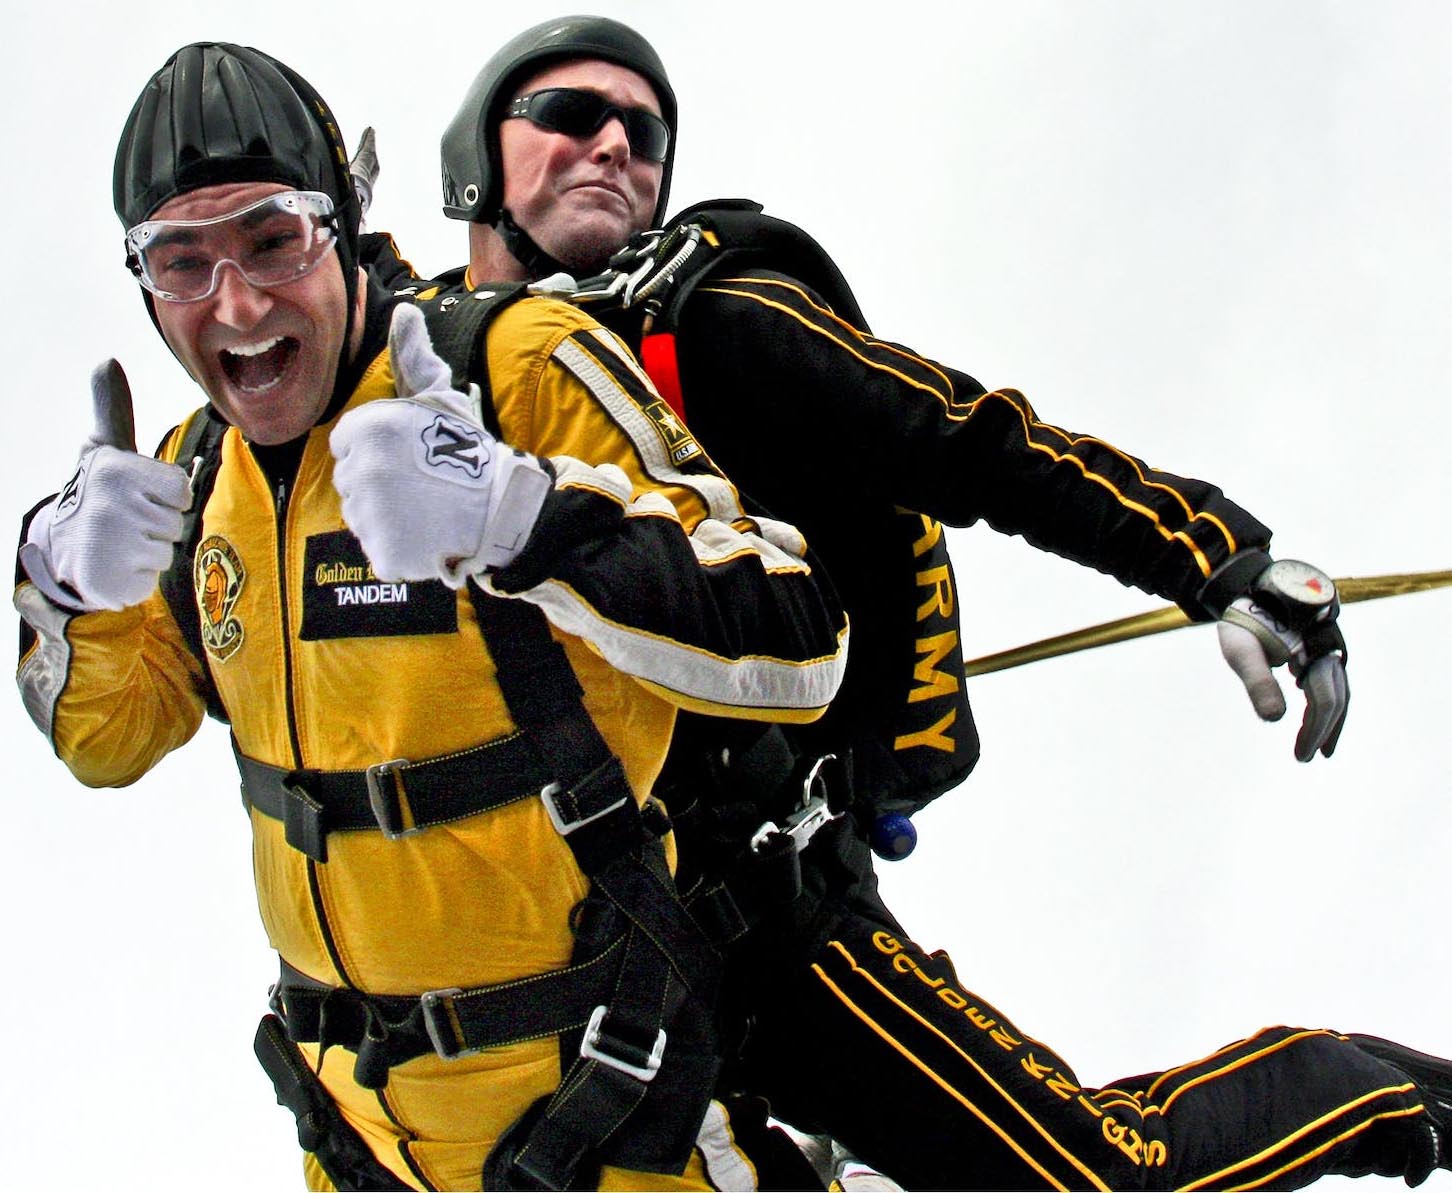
419,414,489,479
54,459,88,522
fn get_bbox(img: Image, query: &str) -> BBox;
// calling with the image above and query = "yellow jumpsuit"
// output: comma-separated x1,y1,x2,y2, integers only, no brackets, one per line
15,294,848,1190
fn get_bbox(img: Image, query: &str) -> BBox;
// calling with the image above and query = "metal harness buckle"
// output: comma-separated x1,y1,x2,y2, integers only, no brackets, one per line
749,753,842,854
419,987,472,1061
535,223,704,310
365,758,416,839
580,1004,666,1083
540,781,629,837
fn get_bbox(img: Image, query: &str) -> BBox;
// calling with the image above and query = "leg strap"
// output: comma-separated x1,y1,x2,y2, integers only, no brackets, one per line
468,588,727,1187
253,1013,411,1192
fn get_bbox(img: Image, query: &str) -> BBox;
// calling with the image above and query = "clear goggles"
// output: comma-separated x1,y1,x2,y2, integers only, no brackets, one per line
124,189,339,303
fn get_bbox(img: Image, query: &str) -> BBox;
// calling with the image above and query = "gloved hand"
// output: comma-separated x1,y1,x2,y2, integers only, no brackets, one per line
1216,559,1349,762
19,361,191,613
348,126,379,222
329,304,551,586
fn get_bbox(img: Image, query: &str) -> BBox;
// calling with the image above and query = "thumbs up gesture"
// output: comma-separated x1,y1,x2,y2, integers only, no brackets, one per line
330,304,550,587
20,361,192,612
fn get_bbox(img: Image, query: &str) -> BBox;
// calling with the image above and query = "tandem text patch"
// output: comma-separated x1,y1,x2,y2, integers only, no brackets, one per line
300,530,457,640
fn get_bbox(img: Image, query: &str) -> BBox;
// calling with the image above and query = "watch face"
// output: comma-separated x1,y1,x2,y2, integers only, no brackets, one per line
1262,559,1336,608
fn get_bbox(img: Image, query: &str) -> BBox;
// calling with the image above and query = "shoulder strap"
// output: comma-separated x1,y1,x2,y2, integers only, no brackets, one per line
411,284,528,439
464,580,723,1187
619,200,869,413
158,408,230,723
653,199,871,333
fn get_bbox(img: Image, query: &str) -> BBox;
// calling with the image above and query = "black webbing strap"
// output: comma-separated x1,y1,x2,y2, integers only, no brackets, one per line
656,723,826,946
234,731,549,863
253,1013,410,1192
272,938,627,1090
494,930,674,1190
683,831,803,945
468,585,724,1187
469,586,721,987
648,199,871,335
468,584,644,869
416,285,526,439
157,406,230,723
485,921,725,1188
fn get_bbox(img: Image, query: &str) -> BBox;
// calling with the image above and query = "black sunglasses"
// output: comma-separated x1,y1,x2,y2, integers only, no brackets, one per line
507,88,670,163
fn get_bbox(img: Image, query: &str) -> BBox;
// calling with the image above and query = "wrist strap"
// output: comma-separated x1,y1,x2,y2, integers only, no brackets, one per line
476,454,552,572
1196,549,1272,619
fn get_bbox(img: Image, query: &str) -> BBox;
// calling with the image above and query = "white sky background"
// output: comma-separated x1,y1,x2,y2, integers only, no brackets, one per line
1,2,1449,1188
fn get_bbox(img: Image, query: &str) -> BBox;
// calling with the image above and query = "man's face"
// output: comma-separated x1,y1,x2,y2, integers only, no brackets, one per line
150,181,357,446
499,59,664,272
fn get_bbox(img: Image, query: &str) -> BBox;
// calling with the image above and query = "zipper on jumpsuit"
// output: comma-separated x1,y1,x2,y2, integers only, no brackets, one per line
273,472,352,986
274,470,435,1185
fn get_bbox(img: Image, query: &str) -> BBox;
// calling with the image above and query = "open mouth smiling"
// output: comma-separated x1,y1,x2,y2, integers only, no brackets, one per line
219,335,300,394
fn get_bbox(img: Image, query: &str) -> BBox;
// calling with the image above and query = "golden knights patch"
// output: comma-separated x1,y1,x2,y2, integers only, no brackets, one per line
194,534,246,662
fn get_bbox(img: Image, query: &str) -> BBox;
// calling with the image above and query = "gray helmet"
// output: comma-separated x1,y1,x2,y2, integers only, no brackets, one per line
440,15,677,227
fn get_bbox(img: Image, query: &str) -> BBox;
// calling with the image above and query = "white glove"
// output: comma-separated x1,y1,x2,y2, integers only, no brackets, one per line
1216,560,1349,762
348,126,378,224
329,304,551,586
20,361,191,613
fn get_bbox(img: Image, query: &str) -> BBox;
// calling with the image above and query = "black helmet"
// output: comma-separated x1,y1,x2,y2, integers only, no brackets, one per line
113,42,361,301
440,15,676,228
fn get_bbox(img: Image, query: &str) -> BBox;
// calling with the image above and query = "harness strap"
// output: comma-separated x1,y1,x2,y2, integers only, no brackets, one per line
467,586,724,1186
253,1013,410,1191
416,284,526,437
234,731,557,863
257,587,721,1182
469,585,722,985
158,407,230,723
583,842,722,986
273,938,627,1089
489,929,721,1191
659,724,843,946
468,586,647,876
656,200,870,332
682,831,802,945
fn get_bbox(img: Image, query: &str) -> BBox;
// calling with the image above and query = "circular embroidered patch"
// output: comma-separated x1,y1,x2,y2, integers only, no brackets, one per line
194,534,247,662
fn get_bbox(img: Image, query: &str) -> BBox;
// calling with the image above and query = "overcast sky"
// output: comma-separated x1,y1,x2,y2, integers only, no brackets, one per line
2,2,1449,1188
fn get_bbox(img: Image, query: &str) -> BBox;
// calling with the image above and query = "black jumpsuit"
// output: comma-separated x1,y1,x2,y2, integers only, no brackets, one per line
597,263,1441,1191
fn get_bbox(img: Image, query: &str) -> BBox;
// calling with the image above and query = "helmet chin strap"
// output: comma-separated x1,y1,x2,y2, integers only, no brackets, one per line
495,208,575,281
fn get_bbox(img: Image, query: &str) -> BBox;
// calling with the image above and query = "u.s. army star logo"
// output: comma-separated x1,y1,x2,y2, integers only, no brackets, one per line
194,534,246,662
642,399,701,465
